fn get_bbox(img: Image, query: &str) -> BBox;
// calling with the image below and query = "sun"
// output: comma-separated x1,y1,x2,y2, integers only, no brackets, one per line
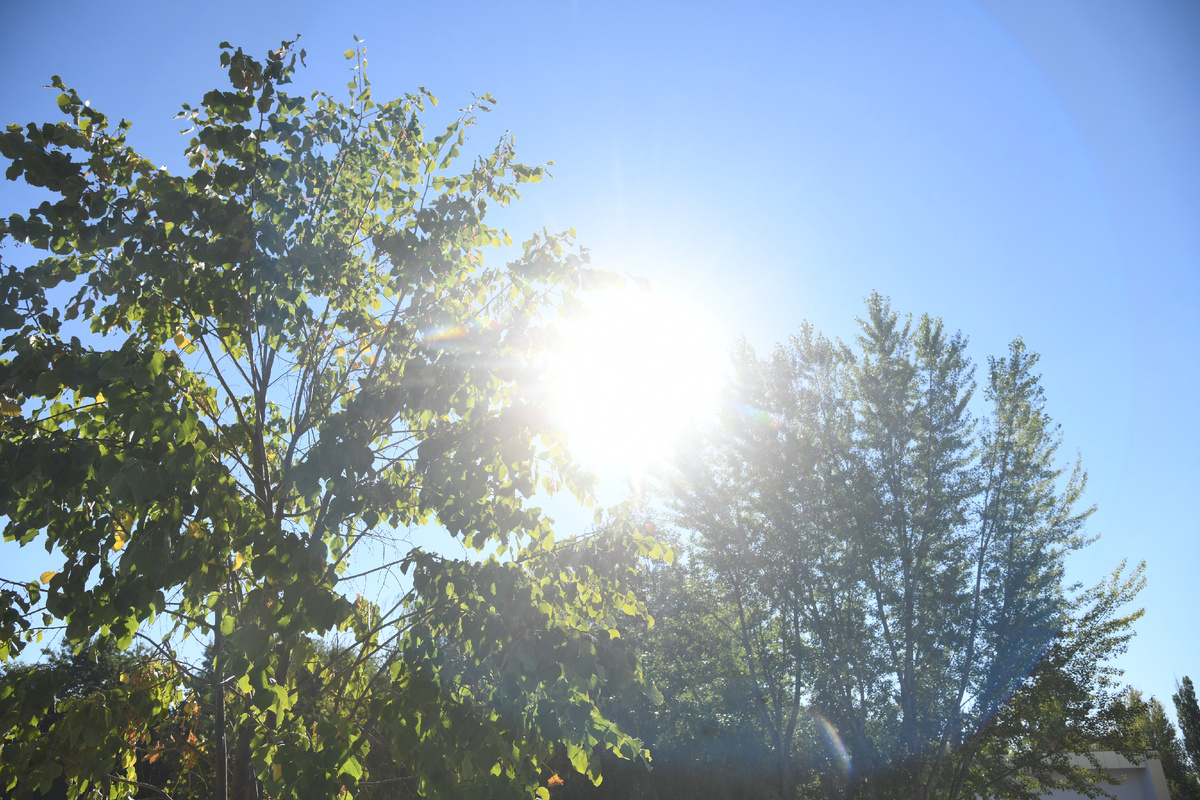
548,288,724,476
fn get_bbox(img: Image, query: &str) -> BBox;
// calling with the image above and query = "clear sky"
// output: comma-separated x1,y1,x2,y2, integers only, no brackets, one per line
2,1,1197,720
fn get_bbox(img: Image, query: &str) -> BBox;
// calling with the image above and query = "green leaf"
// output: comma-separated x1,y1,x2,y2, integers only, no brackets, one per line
340,756,363,781
567,742,588,774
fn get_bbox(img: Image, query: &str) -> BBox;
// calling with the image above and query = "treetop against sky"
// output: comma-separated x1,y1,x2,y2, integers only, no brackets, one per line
0,0,1197,722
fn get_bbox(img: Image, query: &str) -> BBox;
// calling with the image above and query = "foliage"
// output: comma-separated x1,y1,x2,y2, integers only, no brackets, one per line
1176,676,1200,773
0,639,193,800
604,541,787,800
0,39,666,800
547,535,860,800
659,294,1143,800
961,565,1146,800
1116,687,1200,800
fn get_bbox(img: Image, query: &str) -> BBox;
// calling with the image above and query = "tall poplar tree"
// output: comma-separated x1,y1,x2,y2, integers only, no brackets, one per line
663,294,1143,800
1176,676,1200,772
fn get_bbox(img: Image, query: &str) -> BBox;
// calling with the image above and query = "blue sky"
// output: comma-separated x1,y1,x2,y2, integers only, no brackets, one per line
2,1,1198,719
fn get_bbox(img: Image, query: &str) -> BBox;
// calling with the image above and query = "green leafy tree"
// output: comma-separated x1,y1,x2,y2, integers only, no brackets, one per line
611,541,788,800
1117,687,1200,800
0,639,196,800
662,294,1143,800
542,533,836,800
1175,676,1200,772
662,326,859,800
960,564,1145,800
0,39,665,800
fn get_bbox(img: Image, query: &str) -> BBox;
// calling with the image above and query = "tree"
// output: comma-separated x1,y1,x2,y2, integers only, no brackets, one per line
662,294,1143,800
661,325,859,800
606,539,791,800
1117,687,1200,800
961,565,1146,800
0,39,665,800
1176,676,1200,773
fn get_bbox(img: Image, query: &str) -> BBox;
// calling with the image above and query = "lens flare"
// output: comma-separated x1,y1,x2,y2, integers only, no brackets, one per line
420,318,499,347
731,401,784,430
812,712,852,777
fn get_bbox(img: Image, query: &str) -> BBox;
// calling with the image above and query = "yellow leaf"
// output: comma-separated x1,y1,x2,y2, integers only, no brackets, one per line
272,763,282,781
111,511,133,552
40,571,56,585
94,392,105,404
188,521,202,539
174,332,190,349
0,400,20,417
112,513,131,551
119,672,128,683
233,553,243,571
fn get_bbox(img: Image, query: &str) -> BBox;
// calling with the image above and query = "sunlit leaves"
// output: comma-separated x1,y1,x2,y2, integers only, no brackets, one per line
0,36,663,800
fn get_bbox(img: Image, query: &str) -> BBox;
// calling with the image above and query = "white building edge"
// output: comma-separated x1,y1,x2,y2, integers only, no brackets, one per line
1034,752,1172,800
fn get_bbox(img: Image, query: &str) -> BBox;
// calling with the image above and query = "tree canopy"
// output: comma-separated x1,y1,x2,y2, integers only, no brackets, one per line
0,39,666,800
1176,676,1200,776
1118,686,1200,800
657,295,1143,800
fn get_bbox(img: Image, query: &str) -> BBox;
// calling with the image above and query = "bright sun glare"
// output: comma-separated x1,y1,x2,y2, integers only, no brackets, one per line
549,289,724,474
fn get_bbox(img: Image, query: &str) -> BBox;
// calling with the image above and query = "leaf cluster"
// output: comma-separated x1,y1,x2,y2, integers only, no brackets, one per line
0,38,662,800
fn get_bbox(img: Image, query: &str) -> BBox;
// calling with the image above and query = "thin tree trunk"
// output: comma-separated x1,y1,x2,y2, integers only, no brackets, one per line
215,604,229,800
231,722,253,800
